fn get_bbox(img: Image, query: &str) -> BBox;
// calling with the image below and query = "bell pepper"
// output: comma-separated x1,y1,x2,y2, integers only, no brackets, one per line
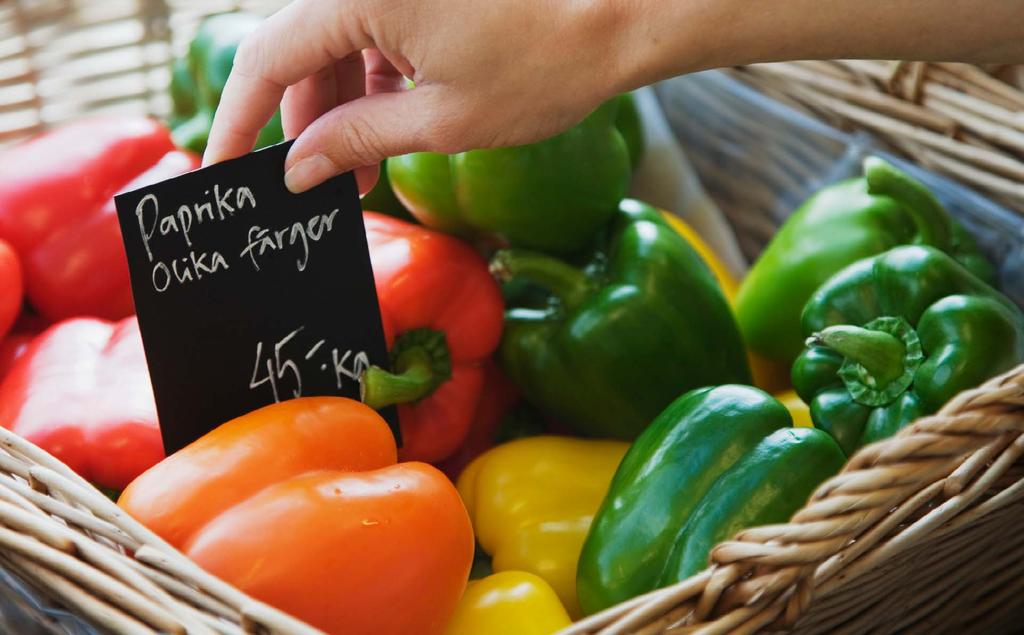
660,211,797,393
777,389,813,428
0,239,22,343
0,311,48,381
362,158,417,222
660,211,792,394
387,99,632,254
577,385,845,615
444,571,572,635
0,331,33,381
793,245,1024,455
660,212,739,301
494,199,750,439
735,156,994,365
615,92,645,170
457,436,628,618
437,361,521,479
360,212,504,463
0,118,199,322
169,12,284,154
119,397,473,635
0,317,162,490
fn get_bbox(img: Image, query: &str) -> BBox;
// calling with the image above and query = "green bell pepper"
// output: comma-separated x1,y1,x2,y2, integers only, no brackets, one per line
793,245,1024,455
614,92,645,170
387,98,634,254
576,385,845,615
170,13,284,154
361,159,416,222
735,156,994,365
492,199,750,440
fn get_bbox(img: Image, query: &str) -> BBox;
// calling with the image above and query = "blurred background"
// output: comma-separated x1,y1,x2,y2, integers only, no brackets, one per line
0,0,283,145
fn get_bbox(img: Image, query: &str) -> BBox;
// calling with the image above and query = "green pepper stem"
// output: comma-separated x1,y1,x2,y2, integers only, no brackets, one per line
490,249,591,311
813,325,906,386
361,328,451,410
864,156,952,252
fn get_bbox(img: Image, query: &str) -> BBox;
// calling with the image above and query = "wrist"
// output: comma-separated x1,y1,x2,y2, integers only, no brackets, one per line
600,0,731,94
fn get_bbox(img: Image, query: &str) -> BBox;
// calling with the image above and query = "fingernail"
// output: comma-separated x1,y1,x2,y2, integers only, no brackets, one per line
284,154,335,193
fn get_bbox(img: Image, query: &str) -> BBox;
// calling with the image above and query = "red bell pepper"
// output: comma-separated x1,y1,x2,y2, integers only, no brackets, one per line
0,117,199,322
437,361,521,479
0,312,47,381
0,317,162,489
360,212,504,463
0,332,33,381
0,239,23,343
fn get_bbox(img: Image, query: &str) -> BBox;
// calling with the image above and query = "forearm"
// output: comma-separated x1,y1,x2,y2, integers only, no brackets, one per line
208,0,1023,188
611,0,1024,92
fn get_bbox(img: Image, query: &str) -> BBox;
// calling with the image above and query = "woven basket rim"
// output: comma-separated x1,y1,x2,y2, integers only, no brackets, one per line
565,361,1024,634
3,365,1022,634
729,61,1024,217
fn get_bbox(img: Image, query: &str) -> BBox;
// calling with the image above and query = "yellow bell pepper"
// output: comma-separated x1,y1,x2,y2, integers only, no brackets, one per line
457,436,628,618
660,212,739,301
444,571,571,635
776,389,813,427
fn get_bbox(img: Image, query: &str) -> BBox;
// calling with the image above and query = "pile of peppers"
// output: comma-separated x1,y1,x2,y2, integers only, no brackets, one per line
0,11,1020,633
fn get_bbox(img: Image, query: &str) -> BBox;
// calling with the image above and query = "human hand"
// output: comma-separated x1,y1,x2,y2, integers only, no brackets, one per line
203,0,633,193
204,0,1024,196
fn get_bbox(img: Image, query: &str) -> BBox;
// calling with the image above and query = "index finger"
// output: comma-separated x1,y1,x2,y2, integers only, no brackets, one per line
203,0,365,165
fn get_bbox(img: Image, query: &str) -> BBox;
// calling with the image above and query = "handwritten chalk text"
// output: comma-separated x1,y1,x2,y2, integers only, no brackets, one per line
239,209,340,272
250,325,370,402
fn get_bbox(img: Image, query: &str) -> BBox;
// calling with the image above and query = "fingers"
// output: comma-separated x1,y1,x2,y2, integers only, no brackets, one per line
332,53,381,195
335,52,368,106
364,49,407,95
284,88,440,193
283,73,380,194
353,50,401,195
285,51,411,195
281,68,338,140
354,165,380,194
281,49,367,139
204,0,364,165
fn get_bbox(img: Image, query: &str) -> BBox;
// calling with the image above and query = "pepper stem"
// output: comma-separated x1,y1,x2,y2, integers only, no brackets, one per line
361,328,452,410
490,249,591,311
813,325,906,386
864,156,952,252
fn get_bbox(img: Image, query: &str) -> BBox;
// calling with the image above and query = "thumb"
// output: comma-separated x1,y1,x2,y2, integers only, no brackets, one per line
284,87,441,193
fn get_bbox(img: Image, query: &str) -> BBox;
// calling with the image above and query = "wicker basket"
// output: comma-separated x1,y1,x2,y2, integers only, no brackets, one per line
730,62,1024,215
3,1,1024,633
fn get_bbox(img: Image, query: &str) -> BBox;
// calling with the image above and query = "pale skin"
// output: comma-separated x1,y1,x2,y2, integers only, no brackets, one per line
202,0,1024,194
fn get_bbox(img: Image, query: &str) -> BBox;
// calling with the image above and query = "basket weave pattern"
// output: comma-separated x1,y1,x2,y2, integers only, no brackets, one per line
0,0,282,146
732,62,1024,215
0,425,324,634
567,363,1024,634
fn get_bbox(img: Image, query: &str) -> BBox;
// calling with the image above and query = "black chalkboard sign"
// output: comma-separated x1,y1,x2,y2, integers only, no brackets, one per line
115,141,397,454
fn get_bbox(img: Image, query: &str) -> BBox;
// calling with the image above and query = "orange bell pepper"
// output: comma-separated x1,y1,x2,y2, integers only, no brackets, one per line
119,397,473,635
